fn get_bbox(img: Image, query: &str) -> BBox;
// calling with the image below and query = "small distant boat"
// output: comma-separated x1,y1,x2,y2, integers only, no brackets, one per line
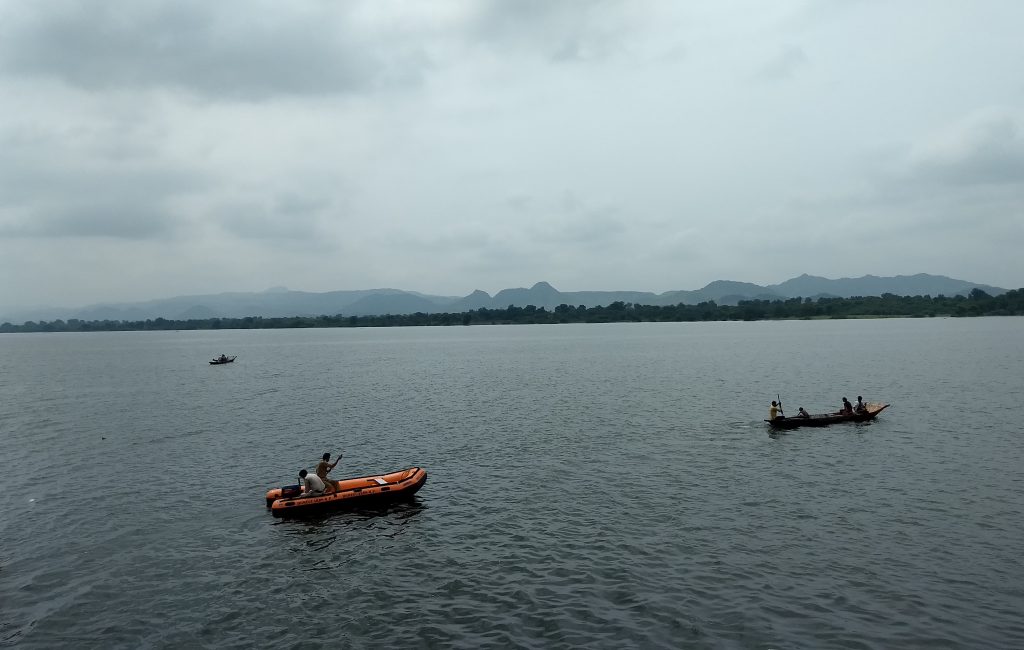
266,467,427,517
209,355,236,365
766,402,890,430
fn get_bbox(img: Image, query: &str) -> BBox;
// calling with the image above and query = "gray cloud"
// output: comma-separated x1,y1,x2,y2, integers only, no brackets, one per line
532,193,629,248
1,202,177,239
755,45,807,81
902,109,1024,187
505,194,534,212
469,0,635,63
0,118,209,240
213,193,334,241
764,108,1024,282
0,155,205,210
0,1,423,99
2,1,1023,309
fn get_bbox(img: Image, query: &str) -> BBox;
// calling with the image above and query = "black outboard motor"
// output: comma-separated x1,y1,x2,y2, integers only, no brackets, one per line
265,484,302,508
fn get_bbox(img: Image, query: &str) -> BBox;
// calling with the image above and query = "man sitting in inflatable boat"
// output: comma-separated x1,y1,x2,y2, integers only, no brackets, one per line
298,469,326,498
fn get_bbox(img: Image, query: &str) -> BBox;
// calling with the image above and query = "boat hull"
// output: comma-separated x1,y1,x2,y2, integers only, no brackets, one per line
267,467,426,516
209,357,236,365
766,403,889,430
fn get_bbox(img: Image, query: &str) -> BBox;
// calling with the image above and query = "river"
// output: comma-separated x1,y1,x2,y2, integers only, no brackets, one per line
1,318,1021,648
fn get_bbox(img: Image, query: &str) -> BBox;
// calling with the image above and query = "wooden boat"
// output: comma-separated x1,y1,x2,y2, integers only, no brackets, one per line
209,356,236,365
266,467,427,517
765,402,890,430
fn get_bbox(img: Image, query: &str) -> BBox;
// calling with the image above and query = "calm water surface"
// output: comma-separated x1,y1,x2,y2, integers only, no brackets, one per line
1,319,1022,649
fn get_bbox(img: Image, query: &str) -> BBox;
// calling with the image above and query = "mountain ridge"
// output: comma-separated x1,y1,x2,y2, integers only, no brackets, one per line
2,274,1011,324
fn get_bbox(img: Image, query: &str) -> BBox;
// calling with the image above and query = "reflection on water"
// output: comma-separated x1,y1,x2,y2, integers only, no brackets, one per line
274,498,428,531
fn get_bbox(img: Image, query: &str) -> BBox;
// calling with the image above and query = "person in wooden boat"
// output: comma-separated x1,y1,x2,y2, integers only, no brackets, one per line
769,400,783,420
298,469,326,498
316,452,342,494
797,407,810,418
855,396,867,413
838,397,854,415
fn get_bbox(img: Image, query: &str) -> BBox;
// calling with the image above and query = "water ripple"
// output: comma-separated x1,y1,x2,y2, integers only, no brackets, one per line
1,322,1023,648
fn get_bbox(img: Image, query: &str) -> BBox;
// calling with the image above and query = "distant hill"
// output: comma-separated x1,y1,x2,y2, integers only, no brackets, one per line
344,292,446,316
1,274,1010,324
769,273,1006,299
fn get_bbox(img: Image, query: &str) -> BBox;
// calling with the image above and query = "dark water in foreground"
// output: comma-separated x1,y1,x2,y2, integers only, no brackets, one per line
1,319,1022,649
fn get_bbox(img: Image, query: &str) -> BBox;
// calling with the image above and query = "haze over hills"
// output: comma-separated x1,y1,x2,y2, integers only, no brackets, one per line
1,274,1010,325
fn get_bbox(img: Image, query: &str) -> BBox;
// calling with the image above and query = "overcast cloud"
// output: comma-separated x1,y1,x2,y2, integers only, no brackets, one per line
1,0,1022,311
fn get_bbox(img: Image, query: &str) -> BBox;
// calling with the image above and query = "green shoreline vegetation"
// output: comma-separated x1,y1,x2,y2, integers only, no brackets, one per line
3,288,1022,333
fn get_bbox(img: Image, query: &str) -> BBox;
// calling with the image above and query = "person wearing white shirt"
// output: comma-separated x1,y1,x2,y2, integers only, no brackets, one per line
298,469,326,497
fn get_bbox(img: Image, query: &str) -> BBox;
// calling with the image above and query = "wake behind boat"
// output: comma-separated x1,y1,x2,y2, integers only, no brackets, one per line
766,402,889,430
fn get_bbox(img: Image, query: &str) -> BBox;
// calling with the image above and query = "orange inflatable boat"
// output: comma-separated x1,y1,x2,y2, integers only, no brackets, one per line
265,467,427,516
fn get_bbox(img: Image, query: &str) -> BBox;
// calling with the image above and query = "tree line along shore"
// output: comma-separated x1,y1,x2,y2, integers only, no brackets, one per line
2,288,1022,333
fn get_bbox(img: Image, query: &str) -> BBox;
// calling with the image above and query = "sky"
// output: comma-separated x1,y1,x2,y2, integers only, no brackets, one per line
1,0,1023,310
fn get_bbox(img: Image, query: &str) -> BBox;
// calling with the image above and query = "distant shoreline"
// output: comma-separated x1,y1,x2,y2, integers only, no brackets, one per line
3,290,1021,333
